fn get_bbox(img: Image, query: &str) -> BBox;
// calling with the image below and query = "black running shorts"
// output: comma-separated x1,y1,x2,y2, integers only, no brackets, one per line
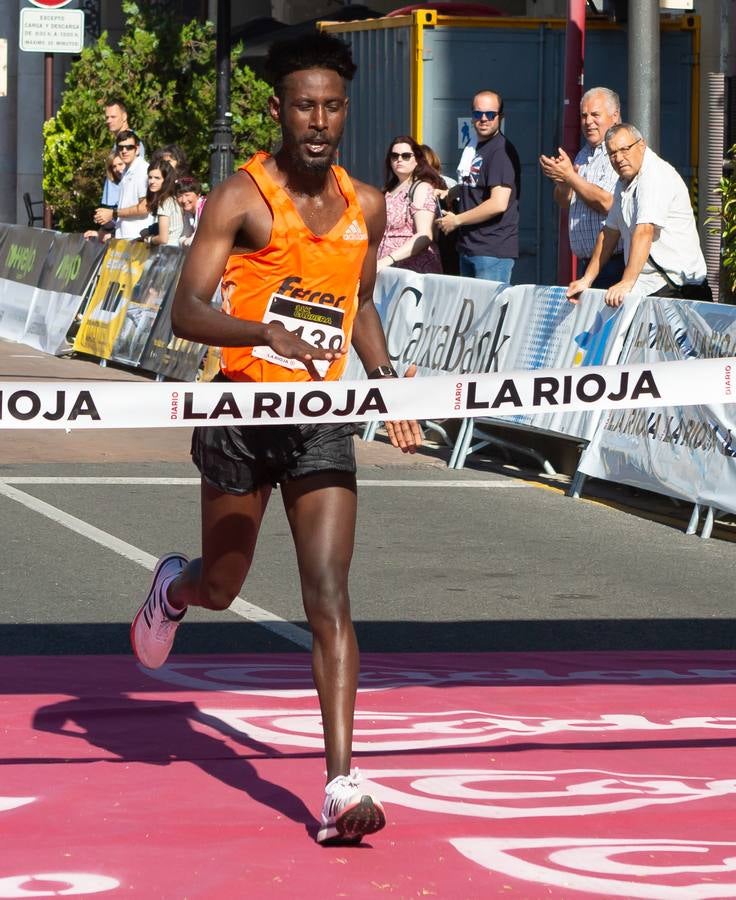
191,419,358,495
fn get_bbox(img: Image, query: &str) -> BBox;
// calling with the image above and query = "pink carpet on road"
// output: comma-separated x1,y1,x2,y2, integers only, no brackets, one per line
2,651,736,898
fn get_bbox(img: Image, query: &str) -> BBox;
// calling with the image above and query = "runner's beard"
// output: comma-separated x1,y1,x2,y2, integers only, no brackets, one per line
282,134,337,174
296,144,336,174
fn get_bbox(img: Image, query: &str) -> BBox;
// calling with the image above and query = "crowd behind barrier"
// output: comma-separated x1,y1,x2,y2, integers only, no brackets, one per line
1,224,734,534
0,226,212,381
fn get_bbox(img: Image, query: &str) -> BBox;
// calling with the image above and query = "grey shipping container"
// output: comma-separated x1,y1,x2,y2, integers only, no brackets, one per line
320,10,699,286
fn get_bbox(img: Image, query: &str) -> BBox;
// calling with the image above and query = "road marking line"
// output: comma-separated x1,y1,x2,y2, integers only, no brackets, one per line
0,476,525,488
0,482,311,650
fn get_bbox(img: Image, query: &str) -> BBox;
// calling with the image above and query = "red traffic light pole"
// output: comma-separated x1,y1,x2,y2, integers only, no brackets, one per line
556,0,586,285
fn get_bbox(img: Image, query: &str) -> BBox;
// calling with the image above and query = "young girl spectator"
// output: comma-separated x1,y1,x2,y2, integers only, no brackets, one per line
175,175,206,247
377,136,445,274
141,159,186,247
84,150,125,241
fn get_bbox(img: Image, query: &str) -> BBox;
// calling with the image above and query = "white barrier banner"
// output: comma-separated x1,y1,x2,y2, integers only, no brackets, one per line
577,297,736,513
0,356,732,429
346,270,640,442
343,269,509,380
487,283,641,441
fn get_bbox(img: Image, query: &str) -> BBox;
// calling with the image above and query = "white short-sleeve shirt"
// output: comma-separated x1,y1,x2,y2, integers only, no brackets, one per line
606,147,706,295
115,155,153,239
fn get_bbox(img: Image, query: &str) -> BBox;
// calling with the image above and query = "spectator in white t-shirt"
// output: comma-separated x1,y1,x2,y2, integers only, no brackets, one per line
94,131,152,239
140,160,186,247
567,123,711,306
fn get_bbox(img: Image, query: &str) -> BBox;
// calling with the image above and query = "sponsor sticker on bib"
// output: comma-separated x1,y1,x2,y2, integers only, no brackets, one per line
252,293,346,377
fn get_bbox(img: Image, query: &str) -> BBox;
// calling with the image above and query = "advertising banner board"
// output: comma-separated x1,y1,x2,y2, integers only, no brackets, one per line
577,296,736,514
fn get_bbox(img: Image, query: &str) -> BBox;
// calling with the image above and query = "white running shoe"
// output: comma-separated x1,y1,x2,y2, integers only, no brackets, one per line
130,553,189,669
316,768,386,845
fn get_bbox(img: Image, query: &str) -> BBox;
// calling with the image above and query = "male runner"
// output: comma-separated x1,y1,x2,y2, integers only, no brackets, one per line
130,33,421,844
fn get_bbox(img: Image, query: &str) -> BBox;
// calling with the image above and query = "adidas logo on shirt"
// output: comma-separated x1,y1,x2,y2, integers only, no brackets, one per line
342,219,367,241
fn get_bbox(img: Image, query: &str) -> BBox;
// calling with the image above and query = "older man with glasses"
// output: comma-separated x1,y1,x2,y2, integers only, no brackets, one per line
567,123,710,306
94,130,152,240
540,86,625,288
437,89,521,283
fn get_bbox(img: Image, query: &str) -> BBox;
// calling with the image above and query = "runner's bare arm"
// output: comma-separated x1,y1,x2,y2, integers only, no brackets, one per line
350,181,421,453
170,171,345,375
349,182,394,371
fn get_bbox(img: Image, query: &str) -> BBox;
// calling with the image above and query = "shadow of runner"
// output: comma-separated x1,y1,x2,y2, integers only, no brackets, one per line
31,693,320,838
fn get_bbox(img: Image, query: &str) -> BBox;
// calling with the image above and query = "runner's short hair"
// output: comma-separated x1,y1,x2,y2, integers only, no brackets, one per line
265,32,357,97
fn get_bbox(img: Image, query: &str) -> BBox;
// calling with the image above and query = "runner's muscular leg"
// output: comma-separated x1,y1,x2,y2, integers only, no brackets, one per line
168,479,272,611
281,471,358,783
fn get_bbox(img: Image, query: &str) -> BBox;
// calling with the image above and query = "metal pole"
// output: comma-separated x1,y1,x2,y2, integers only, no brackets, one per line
557,0,586,284
628,0,660,151
209,0,233,188
43,52,53,229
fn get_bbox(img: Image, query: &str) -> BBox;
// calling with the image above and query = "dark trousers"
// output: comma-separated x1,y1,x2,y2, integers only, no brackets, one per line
577,253,626,289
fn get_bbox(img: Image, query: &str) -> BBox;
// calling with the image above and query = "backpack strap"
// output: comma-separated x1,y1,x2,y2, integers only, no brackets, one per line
407,179,421,205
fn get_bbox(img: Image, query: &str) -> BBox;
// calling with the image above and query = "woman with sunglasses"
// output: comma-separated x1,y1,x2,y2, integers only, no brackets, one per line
377,136,445,274
141,158,186,247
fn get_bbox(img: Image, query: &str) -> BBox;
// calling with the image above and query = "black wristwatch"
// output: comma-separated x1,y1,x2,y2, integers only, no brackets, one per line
367,364,398,379
112,205,119,219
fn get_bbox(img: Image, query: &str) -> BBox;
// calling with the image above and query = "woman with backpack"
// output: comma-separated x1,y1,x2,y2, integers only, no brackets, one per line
377,136,445,274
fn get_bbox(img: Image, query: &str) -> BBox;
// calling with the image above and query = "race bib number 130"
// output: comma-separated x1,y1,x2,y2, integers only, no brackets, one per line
252,293,345,377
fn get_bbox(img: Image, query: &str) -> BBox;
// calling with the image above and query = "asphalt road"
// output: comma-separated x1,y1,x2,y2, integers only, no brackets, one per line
1,338,734,657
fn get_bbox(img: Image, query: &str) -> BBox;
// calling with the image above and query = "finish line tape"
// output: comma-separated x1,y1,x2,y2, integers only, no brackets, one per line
0,357,734,430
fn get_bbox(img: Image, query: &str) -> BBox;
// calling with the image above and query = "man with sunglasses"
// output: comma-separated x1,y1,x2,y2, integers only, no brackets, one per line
94,130,152,239
437,90,520,282
567,123,710,306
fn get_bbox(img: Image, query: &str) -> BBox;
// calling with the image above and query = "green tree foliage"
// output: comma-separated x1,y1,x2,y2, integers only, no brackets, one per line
43,1,278,231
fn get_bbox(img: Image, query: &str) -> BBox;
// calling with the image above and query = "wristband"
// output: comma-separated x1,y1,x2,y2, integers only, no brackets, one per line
387,254,394,265
112,205,118,218
367,364,398,379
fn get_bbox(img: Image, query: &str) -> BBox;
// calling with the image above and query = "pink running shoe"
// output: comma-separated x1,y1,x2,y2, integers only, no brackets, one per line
130,553,188,669
316,769,386,845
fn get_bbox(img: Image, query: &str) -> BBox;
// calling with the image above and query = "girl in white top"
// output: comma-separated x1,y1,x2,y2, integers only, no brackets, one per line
142,159,185,247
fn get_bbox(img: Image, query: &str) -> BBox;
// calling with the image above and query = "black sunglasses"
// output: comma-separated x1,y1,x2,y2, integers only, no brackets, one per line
390,151,414,162
117,143,137,151
472,110,499,121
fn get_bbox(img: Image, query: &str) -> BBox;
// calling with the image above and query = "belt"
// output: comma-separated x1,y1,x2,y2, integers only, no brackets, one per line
577,252,624,268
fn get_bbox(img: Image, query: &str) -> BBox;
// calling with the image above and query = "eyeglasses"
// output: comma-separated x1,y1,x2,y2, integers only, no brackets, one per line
117,143,136,151
472,110,499,121
390,151,414,162
607,137,642,160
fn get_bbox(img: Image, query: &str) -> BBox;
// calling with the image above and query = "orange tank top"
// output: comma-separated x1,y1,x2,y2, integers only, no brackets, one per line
220,152,369,383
